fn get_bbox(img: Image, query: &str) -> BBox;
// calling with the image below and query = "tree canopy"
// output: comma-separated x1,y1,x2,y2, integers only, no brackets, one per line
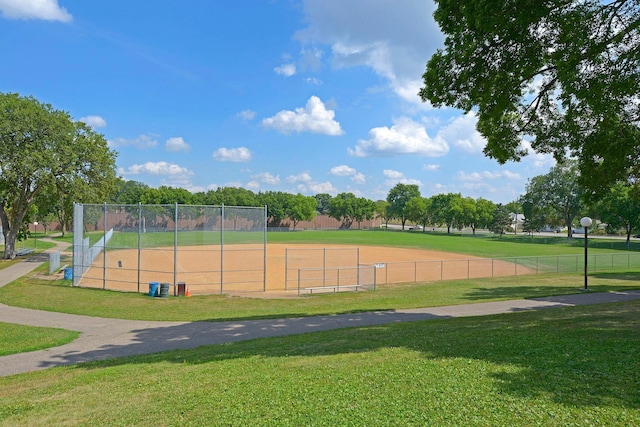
522,162,584,237
386,184,421,230
420,0,640,195
0,93,118,258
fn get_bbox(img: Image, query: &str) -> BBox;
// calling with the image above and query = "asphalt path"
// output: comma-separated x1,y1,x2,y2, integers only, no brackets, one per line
1,238,639,377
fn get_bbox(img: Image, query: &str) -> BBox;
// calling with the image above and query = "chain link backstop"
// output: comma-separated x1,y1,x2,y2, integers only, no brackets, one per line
73,203,267,295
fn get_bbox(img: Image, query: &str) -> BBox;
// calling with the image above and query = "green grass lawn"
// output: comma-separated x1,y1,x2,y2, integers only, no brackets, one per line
0,322,79,356
0,230,638,425
1,267,639,322
0,300,638,425
67,228,640,255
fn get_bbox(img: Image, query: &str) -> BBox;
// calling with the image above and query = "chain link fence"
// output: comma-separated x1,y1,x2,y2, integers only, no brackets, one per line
73,203,266,295
295,252,640,294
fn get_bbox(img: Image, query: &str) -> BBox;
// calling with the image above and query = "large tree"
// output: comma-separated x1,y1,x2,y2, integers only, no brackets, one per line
595,183,640,243
286,194,317,230
0,93,118,258
420,1,640,195
430,193,463,234
386,183,421,230
405,196,432,231
523,162,585,238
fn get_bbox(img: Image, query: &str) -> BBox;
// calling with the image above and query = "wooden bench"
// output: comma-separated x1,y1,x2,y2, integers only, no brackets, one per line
304,285,365,294
16,248,35,256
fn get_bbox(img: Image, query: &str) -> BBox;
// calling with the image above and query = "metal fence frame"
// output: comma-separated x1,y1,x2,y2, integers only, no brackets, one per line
73,203,267,294
295,252,640,293
285,247,360,290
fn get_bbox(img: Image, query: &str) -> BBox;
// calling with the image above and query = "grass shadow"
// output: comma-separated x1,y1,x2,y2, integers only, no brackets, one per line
67,299,640,410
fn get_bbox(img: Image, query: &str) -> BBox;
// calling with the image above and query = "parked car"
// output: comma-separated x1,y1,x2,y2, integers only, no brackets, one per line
633,234,640,238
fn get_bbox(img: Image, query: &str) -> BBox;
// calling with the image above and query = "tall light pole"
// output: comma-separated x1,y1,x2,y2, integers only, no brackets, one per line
580,217,592,290
33,221,38,249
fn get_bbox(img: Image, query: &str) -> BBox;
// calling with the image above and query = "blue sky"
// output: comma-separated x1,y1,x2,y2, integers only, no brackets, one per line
0,0,555,204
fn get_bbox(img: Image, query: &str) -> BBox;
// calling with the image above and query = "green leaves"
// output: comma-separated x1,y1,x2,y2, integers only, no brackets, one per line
0,93,118,257
422,0,640,194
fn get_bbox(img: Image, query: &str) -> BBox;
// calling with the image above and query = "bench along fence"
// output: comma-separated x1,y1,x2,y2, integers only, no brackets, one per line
296,252,640,294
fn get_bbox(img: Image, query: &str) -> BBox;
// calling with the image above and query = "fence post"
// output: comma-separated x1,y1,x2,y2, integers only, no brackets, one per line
103,202,107,290
264,205,267,292
386,262,389,284
174,203,178,291
373,265,377,291
357,248,360,285
137,203,142,293
221,204,224,294
323,248,326,287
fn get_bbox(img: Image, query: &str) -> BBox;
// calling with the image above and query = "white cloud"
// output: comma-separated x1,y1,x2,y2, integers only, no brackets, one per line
165,137,190,152
307,181,337,194
439,112,486,154
108,134,157,149
287,172,313,184
383,169,403,179
456,170,522,182
349,117,448,157
274,63,296,77
252,172,280,185
237,110,256,120
299,47,323,72
306,77,322,85
423,164,440,171
119,161,193,177
286,172,337,195
352,172,366,185
329,165,356,176
295,1,440,105
246,181,260,190
382,169,422,187
329,164,365,184
262,96,344,135
78,115,106,128
212,147,252,162
521,140,556,169
0,0,72,22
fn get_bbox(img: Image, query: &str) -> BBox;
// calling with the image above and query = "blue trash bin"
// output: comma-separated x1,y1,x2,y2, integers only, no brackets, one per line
63,267,73,280
149,282,159,297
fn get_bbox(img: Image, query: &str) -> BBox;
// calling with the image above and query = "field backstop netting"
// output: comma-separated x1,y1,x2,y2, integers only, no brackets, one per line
73,203,267,295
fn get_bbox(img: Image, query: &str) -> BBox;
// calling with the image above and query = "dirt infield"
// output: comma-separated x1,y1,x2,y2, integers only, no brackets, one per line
77,244,530,296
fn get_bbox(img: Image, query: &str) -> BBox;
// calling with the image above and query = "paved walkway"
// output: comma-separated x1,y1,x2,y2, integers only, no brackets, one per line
1,241,640,377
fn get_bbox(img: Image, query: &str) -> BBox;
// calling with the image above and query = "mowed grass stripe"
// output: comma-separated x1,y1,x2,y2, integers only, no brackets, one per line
0,300,638,425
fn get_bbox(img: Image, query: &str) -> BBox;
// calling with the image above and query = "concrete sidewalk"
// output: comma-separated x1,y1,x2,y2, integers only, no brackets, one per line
1,244,640,377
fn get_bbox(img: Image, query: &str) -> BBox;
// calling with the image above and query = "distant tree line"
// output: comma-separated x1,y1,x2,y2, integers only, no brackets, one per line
4,92,640,259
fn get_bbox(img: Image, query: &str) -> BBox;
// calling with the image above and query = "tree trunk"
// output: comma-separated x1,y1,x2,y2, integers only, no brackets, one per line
2,227,18,259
